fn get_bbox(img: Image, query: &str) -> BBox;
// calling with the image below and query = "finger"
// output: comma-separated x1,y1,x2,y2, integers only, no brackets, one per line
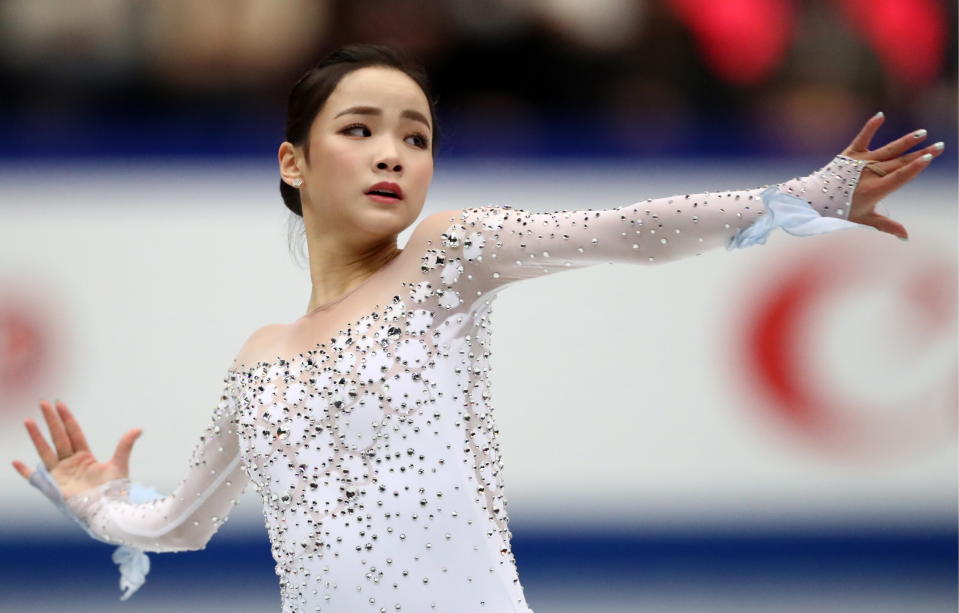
878,153,933,192
861,212,908,240
898,141,945,165
869,128,929,162
24,419,58,470
864,142,942,179
847,112,885,154
111,429,142,473
39,400,74,459
12,460,33,480
56,402,91,454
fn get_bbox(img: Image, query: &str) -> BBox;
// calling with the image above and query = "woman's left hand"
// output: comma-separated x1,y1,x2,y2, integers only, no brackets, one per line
840,113,944,240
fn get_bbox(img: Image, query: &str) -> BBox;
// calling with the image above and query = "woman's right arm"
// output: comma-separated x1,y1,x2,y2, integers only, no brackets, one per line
13,369,249,554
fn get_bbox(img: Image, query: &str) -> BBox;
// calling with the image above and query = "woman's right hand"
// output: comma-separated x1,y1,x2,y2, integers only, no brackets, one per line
11,400,143,499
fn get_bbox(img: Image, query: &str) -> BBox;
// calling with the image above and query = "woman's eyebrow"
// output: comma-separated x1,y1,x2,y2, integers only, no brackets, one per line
334,105,431,131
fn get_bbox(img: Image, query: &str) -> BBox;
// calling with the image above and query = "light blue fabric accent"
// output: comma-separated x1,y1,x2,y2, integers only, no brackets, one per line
29,463,162,601
726,186,874,250
111,546,151,600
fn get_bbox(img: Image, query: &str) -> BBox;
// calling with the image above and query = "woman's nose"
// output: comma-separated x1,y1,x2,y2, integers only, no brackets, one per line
374,137,403,172
377,160,402,172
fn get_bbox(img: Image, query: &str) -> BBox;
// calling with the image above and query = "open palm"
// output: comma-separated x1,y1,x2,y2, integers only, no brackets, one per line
842,113,945,240
11,400,142,499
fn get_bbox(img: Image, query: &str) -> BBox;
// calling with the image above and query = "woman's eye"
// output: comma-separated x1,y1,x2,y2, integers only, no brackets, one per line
342,124,371,137
406,133,429,149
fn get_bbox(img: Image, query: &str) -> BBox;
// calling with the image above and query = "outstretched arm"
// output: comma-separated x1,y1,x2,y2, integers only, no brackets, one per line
411,115,941,295
14,372,248,554
13,369,250,599
422,154,866,291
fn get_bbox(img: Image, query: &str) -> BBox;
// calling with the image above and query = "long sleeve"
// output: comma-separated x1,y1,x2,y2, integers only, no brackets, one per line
421,154,872,295
27,370,250,599
29,370,249,557
60,370,250,553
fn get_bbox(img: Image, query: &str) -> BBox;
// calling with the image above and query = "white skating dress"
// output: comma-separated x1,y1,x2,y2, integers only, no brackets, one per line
31,155,871,611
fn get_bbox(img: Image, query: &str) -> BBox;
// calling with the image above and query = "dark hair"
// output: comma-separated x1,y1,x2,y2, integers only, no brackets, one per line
280,44,441,217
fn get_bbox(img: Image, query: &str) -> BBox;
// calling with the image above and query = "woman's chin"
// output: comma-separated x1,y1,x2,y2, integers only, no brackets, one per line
355,206,418,237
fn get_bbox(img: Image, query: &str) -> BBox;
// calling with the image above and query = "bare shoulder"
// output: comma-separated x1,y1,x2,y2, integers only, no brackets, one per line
403,209,463,253
231,323,289,370
406,209,465,250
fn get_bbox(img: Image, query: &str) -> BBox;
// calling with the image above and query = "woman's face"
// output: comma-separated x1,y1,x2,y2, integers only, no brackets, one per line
294,65,434,246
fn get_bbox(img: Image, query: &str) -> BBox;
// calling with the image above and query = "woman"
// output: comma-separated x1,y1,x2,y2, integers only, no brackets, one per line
11,44,943,612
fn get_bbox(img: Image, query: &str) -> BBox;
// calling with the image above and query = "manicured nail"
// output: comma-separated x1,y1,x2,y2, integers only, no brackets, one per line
874,111,884,119
898,236,909,242
933,141,944,150
920,153,933,162
913,129,927,139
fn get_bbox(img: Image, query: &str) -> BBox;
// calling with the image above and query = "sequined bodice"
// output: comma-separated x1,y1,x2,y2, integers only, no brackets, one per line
228,281,522,612
60,155,868,612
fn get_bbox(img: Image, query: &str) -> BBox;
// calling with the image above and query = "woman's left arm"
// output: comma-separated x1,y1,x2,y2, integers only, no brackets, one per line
418,115,941,291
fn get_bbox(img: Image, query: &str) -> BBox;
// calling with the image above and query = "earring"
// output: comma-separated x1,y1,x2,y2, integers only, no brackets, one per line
292,178,303,188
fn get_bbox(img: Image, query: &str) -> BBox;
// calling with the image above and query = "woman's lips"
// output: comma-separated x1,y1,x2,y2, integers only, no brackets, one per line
366,193,402,204
366,181,404,199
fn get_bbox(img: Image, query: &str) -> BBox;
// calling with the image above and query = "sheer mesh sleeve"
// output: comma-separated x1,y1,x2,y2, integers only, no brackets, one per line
425,154,871,294
60,370,249,553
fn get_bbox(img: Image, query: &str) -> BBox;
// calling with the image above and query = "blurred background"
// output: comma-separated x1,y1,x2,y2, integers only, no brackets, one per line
1,0,956,611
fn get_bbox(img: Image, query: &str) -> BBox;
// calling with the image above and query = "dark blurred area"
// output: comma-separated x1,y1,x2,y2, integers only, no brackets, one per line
0,0,955,160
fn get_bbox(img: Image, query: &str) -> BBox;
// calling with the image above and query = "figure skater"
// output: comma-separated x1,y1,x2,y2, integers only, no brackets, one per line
11,43,943,612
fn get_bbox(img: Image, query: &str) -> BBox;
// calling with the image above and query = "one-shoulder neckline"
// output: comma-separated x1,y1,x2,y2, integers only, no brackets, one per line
227,293,408,378
227,251,409,375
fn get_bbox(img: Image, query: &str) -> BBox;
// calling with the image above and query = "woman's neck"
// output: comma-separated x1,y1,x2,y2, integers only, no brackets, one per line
304,236,402,316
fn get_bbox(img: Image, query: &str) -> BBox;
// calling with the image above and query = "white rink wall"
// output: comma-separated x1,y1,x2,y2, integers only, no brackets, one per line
0,159,955,534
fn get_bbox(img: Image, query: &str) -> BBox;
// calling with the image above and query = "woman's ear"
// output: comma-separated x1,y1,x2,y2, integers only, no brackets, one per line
278,141,303,187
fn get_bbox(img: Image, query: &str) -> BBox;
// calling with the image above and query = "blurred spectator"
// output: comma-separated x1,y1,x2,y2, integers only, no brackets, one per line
333,0,453,61
141,0,330,92
0,0,953,158
0,0,139,85
528,0,646,52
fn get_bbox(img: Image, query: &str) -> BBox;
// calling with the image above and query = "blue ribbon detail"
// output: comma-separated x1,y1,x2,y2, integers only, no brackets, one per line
726,186,873,250
29,463,163,600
